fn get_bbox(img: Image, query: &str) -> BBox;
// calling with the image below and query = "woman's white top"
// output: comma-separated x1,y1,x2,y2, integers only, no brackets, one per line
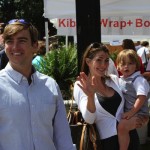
73,74,124,139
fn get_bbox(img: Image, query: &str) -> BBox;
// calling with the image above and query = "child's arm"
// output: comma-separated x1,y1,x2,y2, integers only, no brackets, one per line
122,95,146,120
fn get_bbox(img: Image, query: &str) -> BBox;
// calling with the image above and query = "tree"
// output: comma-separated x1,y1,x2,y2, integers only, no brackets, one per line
0,0,56,39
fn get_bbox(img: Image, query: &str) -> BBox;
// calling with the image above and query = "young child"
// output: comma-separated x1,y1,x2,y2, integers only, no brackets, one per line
116,49,150,150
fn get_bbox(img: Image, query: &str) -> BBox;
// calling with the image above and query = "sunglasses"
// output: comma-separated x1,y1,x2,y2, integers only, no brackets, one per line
89,42,104,49
8,19,30,25
88,42,109,57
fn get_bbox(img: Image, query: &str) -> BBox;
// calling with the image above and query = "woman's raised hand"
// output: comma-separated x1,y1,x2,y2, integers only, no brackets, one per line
77,72,96,97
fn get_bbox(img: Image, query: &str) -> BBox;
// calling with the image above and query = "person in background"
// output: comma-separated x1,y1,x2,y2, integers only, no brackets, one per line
116,49,149,150
121,39,144,74
32,40,46,69
73,42,142,150
0,22,5,51
0,19,74,150
0,22,9,70
108,57,119,77
135,41,141,51
0,49,9,70
137,41,150,72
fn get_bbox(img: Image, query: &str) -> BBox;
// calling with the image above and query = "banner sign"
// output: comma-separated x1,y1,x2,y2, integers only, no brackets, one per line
44,0,150,42
51,16,150,36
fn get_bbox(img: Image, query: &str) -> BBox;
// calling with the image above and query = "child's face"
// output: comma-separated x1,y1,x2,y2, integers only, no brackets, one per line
119,57,137,78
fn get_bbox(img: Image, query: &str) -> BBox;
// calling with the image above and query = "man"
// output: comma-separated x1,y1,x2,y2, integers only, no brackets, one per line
137,41,150,71
0,19,74,150
135,41,141,51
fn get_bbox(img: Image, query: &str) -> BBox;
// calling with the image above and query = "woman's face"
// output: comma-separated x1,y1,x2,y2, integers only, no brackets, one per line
86,51,109,77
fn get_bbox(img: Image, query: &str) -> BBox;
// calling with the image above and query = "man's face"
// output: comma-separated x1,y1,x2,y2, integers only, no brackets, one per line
4,29,38,69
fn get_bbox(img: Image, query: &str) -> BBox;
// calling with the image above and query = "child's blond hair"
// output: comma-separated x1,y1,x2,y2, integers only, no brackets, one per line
116,49,140,71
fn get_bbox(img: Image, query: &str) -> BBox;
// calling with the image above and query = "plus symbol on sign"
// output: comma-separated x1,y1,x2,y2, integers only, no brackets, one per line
127,20,133,26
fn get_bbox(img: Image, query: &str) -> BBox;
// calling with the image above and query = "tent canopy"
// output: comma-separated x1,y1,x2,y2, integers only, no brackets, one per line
43,0,150,41
44,0,150,19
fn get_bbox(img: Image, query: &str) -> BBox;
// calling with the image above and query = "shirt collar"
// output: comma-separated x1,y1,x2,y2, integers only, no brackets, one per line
5,63,36,84
120,71,141,80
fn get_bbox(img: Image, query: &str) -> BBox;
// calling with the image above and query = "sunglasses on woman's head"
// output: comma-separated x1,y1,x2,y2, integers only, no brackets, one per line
89,42,104,49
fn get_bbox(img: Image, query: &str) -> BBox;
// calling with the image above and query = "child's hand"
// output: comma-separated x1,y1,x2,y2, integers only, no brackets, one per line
122,111,134,120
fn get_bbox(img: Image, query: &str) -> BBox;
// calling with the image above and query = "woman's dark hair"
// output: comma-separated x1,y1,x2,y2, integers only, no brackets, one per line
122,39,136,51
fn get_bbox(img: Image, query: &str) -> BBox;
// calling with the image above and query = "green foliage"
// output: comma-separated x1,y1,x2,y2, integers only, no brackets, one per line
0,0,45,39
35,44,78,99
109,50,119,62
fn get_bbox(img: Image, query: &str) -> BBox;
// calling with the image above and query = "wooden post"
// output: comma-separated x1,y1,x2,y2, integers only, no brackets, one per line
75,0,101,73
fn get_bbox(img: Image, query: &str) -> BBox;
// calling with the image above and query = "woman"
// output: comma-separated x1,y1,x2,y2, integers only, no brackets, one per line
73,43,141,150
